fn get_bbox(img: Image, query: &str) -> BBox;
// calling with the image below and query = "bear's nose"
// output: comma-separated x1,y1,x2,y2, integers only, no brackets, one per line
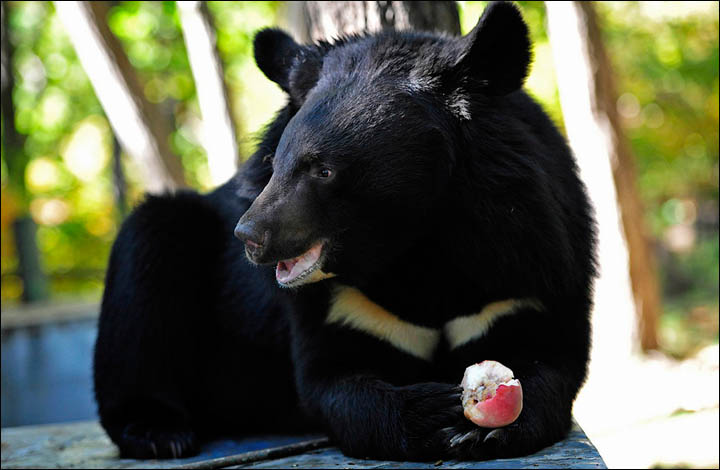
234,221,266,256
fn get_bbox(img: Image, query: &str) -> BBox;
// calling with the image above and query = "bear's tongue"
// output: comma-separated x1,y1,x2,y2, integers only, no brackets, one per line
276,242,324,284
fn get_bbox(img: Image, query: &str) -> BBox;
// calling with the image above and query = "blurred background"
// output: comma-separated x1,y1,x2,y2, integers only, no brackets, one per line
0,1,717,468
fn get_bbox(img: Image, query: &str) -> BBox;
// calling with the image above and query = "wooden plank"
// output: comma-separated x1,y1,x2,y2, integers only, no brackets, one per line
175,439,330,469
0,421,321,469
231,422,605,469
1,302,98,330
1,420,605,469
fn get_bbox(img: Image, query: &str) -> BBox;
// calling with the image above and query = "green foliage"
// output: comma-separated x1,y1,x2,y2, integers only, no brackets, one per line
597,2,719,355
1,1,283,300
2,1,113,299
597,2,719,231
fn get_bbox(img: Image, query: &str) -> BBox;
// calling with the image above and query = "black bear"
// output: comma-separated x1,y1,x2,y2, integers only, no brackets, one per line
94,1,596,461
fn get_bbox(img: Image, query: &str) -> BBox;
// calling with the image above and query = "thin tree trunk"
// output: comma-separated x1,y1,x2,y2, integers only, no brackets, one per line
12,217,49,302
289,1,460,43
54,1,187,194
178,1,239,186
546,1,661,352
111,136,127,219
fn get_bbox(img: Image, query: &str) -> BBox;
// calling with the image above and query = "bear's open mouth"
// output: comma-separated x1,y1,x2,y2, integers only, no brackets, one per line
275,241,326,287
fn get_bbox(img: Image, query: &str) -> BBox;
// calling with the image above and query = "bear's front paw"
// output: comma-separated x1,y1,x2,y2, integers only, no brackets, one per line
398,382,466,460
118,422,198,459
446,422,536,460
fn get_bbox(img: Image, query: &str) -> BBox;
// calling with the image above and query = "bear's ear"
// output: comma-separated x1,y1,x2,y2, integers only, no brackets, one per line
254,28,303,93
453,1,531,95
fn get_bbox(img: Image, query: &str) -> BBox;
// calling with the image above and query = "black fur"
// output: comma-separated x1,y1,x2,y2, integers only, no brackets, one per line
94,2,596,461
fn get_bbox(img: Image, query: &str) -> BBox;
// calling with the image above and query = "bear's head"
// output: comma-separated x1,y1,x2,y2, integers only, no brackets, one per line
235,1,531,288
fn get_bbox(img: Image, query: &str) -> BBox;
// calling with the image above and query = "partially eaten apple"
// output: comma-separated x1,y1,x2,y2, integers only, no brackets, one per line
460,360,523,428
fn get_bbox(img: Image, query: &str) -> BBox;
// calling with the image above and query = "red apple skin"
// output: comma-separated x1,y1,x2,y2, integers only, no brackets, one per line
464,382,523,428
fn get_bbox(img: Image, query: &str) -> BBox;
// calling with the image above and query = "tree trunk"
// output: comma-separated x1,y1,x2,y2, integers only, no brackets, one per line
54,1,187,194
288,1,460,43
546,1,661,354
12,217,50,302
178,1,239,186
111,136,127,219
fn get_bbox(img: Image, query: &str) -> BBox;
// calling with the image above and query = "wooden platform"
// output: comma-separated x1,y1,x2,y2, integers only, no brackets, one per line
1,420,606,469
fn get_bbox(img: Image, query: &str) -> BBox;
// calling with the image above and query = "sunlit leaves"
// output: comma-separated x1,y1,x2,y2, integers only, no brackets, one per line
60,116,111,182
2,1,114,299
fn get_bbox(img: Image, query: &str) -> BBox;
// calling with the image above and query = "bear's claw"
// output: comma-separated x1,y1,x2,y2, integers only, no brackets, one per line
119,423,198,459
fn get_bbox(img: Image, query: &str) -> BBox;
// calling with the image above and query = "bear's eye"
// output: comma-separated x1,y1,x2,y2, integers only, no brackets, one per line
314,167,332,179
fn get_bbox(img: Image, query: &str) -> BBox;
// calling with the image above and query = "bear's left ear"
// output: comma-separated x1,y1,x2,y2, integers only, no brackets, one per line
254,28,303,93
254,28,324,105
453,1,531,96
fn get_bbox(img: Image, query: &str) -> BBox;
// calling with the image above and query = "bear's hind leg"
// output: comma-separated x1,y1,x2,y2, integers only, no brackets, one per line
94,193,227,459
101,398,198,459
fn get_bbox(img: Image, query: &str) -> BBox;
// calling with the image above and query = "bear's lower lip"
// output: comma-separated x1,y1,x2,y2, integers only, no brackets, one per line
276,241,325,286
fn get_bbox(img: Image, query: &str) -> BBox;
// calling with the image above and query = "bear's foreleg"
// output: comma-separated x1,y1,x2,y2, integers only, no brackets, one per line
440,304,590,460
443,360,577,460
296,374,468,460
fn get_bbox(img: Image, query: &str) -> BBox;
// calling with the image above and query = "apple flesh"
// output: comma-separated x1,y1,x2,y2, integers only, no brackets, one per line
460,360,523,428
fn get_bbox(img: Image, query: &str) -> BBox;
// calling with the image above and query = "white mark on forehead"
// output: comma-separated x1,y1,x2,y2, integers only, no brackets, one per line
444,299,544,350
326,285,441,361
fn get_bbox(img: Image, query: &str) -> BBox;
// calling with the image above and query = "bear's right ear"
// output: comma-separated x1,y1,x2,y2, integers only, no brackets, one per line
452,1,531,95
254,28,303,94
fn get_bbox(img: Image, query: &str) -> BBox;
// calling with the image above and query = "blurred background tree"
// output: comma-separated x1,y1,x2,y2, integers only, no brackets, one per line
1,1,717,360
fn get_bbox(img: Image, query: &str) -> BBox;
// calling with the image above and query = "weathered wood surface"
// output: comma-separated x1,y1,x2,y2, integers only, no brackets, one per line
1,420,605,469
1,301,98,330
0,421,323,469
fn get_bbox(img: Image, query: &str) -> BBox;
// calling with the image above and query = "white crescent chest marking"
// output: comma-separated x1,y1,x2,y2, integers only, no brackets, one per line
444,299,544,350
326,286,441,361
